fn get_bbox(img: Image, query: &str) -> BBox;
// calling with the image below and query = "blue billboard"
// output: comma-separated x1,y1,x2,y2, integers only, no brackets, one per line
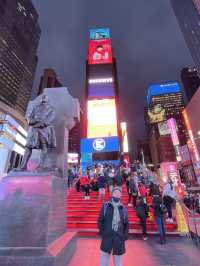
88,83,115,98
90,28,110,40
147,82,181,106
81,137,120,153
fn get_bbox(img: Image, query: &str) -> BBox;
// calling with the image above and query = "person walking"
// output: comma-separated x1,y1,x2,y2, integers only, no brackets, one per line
98,171,107,201
80,174,90,200
152,194,166,244
135,196,149,240
128,173,138,208
162,180,176,223
98,187,129,266
138,182,147,203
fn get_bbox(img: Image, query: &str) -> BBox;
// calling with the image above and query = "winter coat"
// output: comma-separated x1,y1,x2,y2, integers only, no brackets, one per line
135,199,149,219
98,201,129,255
80,176,90,186
114,174,123,186
98,175,107,188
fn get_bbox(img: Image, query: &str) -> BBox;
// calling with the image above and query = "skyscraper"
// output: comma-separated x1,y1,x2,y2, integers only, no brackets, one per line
181,67,200,102
171,0,200,70
0,0,41,115
37,68,62,96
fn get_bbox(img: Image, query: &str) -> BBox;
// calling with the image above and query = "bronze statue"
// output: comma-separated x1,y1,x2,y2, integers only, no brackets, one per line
20,94,56,170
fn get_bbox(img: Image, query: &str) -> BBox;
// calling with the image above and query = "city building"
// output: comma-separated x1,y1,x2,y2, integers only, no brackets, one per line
81,28,122,169
37,68,62,96
183,87,200,184
137,139,152,165
0,0,41,115
0,101,27,176
171,0,200,70
181,67,200,102
146,82,186,167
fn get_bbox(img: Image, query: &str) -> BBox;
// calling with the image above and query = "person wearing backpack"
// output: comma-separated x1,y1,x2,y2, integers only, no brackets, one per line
135,196,149,240
152,194,166,244
98,187,129,266
128,173,138,208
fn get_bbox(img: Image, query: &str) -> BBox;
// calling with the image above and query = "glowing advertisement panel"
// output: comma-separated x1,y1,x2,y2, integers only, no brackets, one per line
81,137,120,153
88,39,112,65
167,118,179,146
87,99,118,138
90,28,110,40
121,122,129,153
88,82,115,98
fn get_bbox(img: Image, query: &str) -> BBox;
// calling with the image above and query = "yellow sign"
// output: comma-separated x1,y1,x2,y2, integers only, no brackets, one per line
148,104,165,124
176,202,189,234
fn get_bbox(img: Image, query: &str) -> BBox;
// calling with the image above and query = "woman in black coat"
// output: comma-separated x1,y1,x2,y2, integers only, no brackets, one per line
98,187,129,266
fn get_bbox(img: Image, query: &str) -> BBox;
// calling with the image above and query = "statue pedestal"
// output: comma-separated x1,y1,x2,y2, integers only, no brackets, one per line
0,174,77,266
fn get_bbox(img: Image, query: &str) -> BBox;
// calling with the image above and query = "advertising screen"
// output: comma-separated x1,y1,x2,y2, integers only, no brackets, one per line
158,121,170,136
88,82,115,98
81,137,120,153
148,104,165,124
167,118,179,146
87,99,117,138
90,28,110,40
88,40,112,65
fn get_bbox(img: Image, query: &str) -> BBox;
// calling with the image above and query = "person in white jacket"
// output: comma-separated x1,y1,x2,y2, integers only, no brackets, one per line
162,180,177,223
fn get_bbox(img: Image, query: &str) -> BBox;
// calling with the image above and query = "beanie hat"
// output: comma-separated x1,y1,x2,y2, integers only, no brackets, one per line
112,187,122,194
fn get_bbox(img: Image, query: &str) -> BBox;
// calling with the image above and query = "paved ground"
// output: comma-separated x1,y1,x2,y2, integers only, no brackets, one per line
68,237,200,266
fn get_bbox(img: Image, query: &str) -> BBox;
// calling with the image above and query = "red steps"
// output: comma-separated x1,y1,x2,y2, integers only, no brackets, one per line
66,188,177,237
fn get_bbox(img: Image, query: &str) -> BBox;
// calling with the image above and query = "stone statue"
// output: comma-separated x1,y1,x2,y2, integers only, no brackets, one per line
20,94,56,170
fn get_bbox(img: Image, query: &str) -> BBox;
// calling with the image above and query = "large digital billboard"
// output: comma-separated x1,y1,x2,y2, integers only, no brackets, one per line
148,104,165,124
87,99,117,138
88,40,112,65
88,81,115,98
90,28,110,40
147,82,181,105
81,137,120,153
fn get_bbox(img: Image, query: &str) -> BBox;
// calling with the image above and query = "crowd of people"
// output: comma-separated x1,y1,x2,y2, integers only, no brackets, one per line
67,161,198,266
183,192,200,214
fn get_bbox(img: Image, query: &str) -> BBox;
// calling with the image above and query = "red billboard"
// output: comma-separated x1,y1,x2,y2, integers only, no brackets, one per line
88,40,113,65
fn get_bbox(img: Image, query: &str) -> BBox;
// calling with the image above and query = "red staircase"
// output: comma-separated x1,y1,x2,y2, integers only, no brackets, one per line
66,187,177,237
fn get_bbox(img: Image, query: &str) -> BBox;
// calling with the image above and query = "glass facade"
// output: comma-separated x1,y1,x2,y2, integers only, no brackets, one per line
0,0,41,115
171,0,200,70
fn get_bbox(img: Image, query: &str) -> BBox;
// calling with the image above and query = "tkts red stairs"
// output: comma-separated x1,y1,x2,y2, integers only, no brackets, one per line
66,187,178,237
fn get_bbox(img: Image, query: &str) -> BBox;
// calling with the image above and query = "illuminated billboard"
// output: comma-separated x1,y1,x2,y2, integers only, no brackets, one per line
147,82,181,105
121,122,129,153
148,104,165,124
88,40,112,65
87,99,118,138
81,137,120,153
90,28,110,40
88,82,115,98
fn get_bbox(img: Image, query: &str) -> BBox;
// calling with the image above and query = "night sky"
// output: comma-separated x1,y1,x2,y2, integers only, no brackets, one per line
32,0,193,155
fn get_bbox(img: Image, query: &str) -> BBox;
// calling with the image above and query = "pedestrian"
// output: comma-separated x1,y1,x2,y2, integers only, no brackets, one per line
98,172,107,201
162,180,176,223
152,194,166,244
138,182,147,203
108,169,115,194
80,174,90,200
128,173,138,208
135,196,149,240
98,187,129,266
149,182,160,197
67,168,74,188
114,170,123,189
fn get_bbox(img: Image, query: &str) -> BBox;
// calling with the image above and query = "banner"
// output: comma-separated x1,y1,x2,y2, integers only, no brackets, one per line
88,39,112,65
148,104,165,124
90,28,110,40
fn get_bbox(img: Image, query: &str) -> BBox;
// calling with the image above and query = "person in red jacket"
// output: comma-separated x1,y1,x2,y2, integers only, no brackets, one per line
138,182,147,203
80,174,90,200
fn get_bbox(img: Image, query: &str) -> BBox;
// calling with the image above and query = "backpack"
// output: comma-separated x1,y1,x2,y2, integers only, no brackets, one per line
103,202,128,224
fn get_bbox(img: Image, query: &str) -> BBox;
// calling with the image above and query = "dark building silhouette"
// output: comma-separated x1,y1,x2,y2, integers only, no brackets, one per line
181,67,200,102
0,0,41,115
171,0,200,70
37,68,62,95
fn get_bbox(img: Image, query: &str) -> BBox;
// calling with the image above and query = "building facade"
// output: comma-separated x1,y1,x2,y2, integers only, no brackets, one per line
146,82,186,167
171,0,200,70
0,0,41,115
37,68,62,96
181,67,200,102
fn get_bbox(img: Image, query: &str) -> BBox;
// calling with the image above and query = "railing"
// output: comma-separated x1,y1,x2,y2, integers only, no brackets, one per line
182,204,200,247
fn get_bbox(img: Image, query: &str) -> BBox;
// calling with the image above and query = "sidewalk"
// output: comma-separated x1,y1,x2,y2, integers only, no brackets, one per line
68,237,200,266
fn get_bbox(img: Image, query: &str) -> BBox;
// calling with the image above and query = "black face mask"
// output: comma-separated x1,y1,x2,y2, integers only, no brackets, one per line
112,197,120,203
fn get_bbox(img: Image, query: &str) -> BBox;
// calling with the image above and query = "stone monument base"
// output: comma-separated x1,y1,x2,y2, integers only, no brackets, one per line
0,173,76,266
